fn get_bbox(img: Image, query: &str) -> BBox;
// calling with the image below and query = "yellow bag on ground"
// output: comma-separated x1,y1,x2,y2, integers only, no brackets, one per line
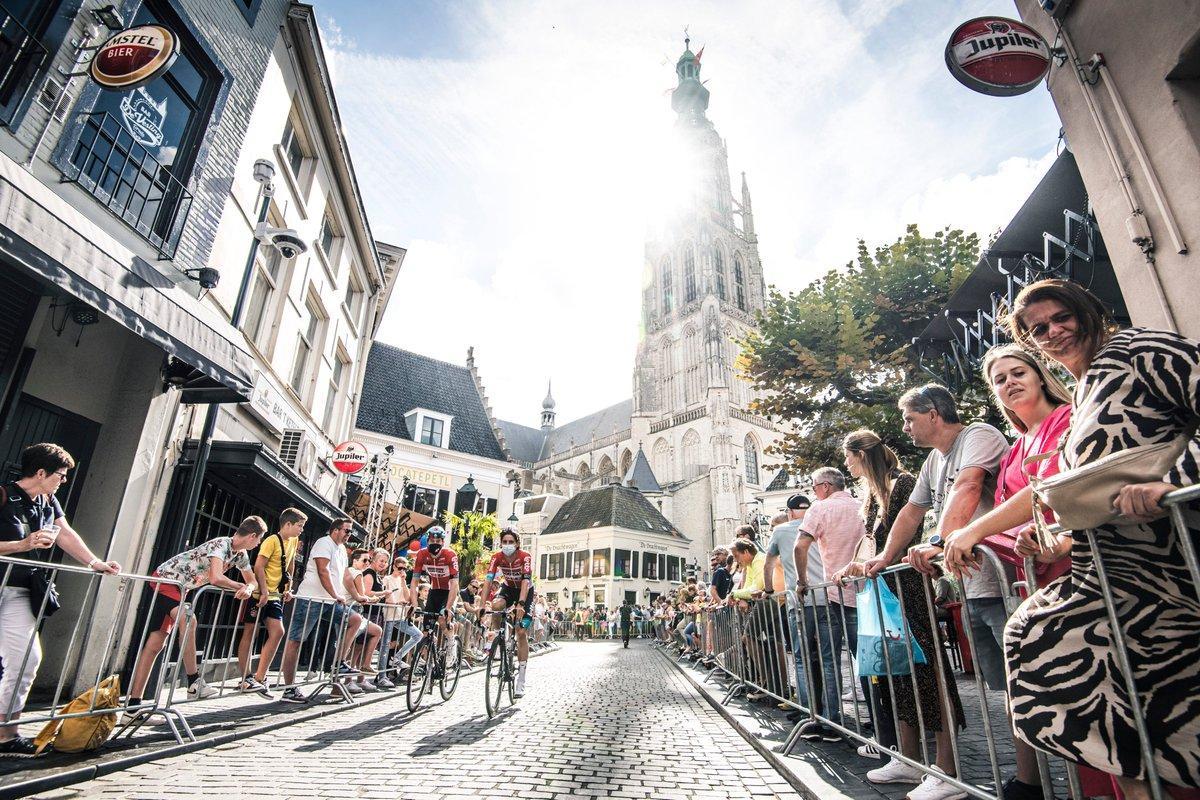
33,674,121,754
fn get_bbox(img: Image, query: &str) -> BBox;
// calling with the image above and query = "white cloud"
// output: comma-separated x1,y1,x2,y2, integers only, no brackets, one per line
325,0,1062,426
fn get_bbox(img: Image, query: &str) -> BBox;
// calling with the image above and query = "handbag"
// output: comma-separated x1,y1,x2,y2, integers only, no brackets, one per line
855,577,926,678
1026,433,1190,536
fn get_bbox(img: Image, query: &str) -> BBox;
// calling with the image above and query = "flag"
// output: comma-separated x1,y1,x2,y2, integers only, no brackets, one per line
695,45,705,63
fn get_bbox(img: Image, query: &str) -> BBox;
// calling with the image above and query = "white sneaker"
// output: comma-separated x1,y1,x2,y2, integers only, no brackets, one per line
857,743,884,760
344,680,363,695
187,679,218,700
513,677,526,698
867,758,925,785
906,772,967,800
842,687,865,701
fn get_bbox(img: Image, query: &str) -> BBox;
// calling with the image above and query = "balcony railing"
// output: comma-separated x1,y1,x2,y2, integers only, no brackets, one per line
0,4,50,127
61,112,194,260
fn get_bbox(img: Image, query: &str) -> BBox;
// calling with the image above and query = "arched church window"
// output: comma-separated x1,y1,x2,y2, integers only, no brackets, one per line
683,248,697,304
713,247,726,301
733,254,747,311
652,438,672,483
681,429,700,475
661,338,675,410
661,258,673,315
744,434,759,485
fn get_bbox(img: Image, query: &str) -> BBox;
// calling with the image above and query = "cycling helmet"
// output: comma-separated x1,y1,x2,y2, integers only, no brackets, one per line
426,525,446,540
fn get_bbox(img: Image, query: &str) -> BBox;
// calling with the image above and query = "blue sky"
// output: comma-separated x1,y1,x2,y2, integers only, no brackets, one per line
316,0,1062,426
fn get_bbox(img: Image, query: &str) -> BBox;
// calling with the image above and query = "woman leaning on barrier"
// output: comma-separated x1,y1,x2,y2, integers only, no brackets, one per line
0,443,120,757
931,344,1117,800
838,430,966,780
1002,279,1200,800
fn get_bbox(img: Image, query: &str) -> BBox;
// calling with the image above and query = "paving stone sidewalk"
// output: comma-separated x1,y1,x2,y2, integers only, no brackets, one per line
19,642,803,800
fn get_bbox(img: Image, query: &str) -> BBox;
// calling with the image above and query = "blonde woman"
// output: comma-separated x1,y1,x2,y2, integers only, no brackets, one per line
839,430,965,786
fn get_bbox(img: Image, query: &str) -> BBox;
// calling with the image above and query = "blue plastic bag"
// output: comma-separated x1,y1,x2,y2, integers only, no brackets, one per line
856,577,927,677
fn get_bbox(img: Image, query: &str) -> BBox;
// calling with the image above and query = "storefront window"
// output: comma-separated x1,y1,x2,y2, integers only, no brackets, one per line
643,551,659,580
591,548,610,577
667,555,680,582
571,550,588,578
548,553,564,579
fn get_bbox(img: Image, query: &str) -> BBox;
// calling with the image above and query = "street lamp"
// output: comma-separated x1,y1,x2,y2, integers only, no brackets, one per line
507,511,519,527
458,475,479,513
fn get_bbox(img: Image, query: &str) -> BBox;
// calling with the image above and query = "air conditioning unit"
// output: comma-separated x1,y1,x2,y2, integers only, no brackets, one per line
279,429,317,481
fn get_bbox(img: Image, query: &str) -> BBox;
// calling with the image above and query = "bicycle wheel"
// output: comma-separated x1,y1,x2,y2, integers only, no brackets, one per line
405,638,433,712
505,638,516,705
440,633,463,700
485,635,505,718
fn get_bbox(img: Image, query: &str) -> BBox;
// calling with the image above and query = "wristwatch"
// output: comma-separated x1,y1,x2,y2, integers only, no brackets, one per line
927,534,945,548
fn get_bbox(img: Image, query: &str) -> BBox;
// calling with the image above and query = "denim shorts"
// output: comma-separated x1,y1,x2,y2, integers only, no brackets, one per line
287,597,348,643
967,597,1009,691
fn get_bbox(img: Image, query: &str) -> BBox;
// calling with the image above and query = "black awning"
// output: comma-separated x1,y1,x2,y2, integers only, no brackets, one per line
0,159,253,404
189,440,366,540
914,150,1126,347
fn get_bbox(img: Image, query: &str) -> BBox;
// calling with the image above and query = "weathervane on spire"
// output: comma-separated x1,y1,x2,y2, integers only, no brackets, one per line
684,24,689,49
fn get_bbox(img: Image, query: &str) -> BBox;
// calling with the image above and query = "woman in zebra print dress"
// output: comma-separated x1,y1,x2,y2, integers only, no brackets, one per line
1003,280,1200,799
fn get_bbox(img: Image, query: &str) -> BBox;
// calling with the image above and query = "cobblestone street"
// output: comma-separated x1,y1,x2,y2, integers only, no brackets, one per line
30,642,800,800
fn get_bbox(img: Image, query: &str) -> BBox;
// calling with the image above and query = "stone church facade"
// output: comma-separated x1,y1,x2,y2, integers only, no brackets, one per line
498,39,784,571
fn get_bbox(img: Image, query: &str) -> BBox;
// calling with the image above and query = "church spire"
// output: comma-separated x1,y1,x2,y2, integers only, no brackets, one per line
671,32,709,123
540,381,556,432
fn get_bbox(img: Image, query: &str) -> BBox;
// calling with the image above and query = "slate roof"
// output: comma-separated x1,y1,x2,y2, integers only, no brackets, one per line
497,419,545,465
496,397,633,465
542,399,633,459
541,484,687,539
356,342,506,461
764,467,791,492
624,448,661,493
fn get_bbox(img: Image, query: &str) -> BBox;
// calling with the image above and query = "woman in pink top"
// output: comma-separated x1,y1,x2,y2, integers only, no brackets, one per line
941,344,1113,800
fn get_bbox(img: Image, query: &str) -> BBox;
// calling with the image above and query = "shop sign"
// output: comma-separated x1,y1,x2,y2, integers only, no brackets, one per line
331,441,369,474
390,463,453,490
90,25,179,91
945,17,1051,97
636,541,669,552
248,373,301,435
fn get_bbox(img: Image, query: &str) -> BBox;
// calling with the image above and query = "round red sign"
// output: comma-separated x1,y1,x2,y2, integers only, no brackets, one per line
331,441,369,474
90,25,179,91
945,17,1051,97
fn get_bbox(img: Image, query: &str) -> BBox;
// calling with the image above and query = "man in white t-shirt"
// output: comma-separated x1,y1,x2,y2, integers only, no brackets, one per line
278,518,365,703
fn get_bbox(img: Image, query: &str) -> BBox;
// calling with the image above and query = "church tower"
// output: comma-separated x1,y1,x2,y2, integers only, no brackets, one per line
631,35,770,542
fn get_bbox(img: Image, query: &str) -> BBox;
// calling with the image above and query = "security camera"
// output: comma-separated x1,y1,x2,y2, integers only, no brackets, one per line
184,266,221,290
254,222,309,260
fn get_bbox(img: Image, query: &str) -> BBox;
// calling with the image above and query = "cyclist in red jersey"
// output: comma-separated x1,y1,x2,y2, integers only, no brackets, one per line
484,529,534,697
409,526,459,647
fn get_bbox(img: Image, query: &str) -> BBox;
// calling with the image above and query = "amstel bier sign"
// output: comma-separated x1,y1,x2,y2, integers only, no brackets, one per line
90,25,179,91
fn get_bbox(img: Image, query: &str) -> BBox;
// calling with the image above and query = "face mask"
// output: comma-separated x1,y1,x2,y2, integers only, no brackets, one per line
427,543,442,555
501,544,516,557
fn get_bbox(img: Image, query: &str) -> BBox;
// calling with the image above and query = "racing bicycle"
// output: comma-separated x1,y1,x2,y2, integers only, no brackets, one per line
484,607,520,718
405,609,463,712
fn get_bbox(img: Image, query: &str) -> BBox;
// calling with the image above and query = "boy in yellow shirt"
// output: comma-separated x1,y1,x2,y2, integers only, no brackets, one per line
237,507,307,696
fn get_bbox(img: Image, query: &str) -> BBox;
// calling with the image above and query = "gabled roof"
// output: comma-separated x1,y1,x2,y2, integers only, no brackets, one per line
624,448,661,493
541,399,633,460
764,467,791,492
497,397,633,465
496,419,545,465
356,343,506,461
541,484,687,539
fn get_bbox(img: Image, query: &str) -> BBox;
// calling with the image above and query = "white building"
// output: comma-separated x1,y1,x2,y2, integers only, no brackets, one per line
497,38,786,571
534,483,691,609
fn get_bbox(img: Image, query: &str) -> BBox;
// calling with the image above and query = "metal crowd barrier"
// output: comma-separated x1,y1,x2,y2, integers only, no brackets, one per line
677,497,1200,800
0,556,193,743
686,546,1069,800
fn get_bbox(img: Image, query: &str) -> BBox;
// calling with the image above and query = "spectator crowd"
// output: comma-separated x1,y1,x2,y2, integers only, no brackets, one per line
0,280,1196,800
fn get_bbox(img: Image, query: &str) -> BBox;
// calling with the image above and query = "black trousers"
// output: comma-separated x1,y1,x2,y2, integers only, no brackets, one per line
621,623,631,646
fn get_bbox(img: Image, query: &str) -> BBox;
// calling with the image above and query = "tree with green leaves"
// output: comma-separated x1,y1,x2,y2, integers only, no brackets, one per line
444,510,500,579
740,225,1000,474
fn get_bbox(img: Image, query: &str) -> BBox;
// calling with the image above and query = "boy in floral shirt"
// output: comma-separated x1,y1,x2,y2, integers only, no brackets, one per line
124,517,265,714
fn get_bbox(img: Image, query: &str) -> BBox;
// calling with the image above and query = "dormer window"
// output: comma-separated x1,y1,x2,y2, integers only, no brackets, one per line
404,408,452,449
